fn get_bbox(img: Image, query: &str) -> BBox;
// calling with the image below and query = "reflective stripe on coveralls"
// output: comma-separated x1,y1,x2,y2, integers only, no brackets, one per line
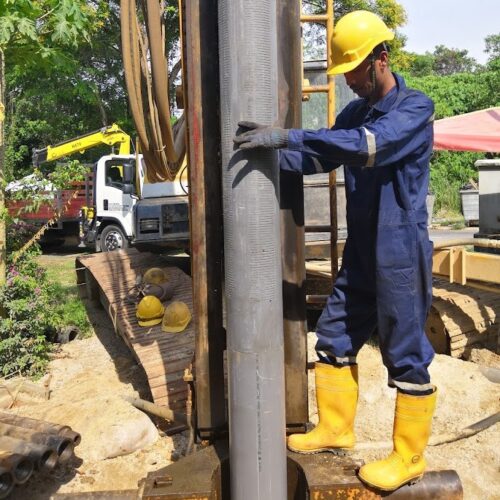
280,73,435,393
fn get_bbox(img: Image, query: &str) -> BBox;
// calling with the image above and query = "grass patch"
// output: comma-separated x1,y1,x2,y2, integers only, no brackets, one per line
450,220,467,230
432,208,466,228
37,255,93,338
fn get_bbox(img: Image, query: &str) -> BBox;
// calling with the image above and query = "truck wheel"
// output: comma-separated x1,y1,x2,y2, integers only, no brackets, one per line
100,225,128,252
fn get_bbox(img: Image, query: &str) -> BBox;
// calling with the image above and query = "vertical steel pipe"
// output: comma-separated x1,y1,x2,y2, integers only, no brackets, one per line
218,0,287,498
183,0,226,439
277,0,309,430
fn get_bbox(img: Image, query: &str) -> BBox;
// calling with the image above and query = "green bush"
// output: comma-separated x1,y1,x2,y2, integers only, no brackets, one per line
404,71,496,214
0,220,93,377
430,151,482,214
0,245,55,377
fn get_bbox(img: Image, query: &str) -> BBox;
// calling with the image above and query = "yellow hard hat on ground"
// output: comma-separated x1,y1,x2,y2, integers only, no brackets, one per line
143,267,169,285
136,295,165,327
162,301,192,333
327,10,394,75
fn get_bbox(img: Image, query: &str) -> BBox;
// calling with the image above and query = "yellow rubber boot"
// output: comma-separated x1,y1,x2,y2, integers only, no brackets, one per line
287,362,358,454
358,388,437,491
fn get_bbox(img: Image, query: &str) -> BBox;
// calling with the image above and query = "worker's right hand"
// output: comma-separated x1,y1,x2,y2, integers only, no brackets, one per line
233,121,289,150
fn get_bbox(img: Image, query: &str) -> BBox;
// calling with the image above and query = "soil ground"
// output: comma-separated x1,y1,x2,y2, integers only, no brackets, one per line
6,252,500,499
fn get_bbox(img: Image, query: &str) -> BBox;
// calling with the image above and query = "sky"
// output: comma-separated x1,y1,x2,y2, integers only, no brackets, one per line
397,0,500,63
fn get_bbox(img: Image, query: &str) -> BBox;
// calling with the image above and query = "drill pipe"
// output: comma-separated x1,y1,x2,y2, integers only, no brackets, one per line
0,467,13,499
0,412,81,446
0,435,58,472
0,451,33,484
0,423,74,463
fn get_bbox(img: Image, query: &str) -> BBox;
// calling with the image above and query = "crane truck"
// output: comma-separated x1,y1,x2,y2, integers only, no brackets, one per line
7,124,189,252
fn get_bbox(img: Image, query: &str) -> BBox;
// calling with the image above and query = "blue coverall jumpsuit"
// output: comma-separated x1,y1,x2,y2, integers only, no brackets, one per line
280,73,435,393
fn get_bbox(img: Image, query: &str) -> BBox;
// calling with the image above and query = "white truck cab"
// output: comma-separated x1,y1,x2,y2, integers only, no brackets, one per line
84,154,189,252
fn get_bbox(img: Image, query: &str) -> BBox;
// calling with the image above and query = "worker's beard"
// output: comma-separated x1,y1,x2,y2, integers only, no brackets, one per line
350,82,374,99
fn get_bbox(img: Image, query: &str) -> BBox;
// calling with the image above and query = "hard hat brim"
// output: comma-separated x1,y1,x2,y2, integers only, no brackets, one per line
138,317,163,327
327,58,364,75
162,320,190,333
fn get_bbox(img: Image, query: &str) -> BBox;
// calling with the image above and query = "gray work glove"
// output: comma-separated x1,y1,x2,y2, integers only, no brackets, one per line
233,121,289,150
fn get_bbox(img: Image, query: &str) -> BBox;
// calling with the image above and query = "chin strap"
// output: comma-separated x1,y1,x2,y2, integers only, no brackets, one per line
369,52,377,101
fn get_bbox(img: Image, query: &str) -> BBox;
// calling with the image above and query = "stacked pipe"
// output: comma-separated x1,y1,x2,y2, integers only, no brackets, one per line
0,412,81,498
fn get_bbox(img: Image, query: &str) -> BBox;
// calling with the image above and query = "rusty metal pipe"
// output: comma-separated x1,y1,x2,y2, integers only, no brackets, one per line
0,451,33,484
0,467,13,499
434,238,500,249
0,435,58,472
306,294,328,305
382,470,463,499
0,412,81,446
0,423,74,463
123,395,188,426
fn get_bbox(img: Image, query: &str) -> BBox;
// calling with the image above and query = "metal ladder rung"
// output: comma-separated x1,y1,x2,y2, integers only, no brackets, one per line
300,14,328,23
302,85,329,94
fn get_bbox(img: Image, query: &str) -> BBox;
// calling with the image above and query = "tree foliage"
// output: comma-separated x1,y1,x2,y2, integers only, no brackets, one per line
3,0,499,220
404,71,499,119
404,42,500,215
2,0,101,180
432,45,478,76
302,0,408,67
484,33,500,71
0,0,93,68
3,1,182,181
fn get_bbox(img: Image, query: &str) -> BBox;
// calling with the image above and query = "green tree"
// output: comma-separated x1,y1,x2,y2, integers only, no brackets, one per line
432,45,478,76
484,33,500,71
2,1,121,180
4,1,182,181
302,0,408,66
406,52,434,77
405,39,499,215
0,1,93,283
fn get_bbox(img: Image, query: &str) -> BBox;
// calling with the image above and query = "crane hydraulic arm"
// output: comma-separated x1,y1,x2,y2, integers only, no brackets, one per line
32,123,131,167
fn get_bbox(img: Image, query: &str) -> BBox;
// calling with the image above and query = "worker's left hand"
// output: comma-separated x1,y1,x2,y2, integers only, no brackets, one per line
233,121,289,150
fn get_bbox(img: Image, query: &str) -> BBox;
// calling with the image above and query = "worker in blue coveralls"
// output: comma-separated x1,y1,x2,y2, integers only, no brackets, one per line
233,10,437,493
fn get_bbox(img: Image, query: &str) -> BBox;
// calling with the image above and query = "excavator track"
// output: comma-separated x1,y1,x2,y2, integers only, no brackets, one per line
427,277,499,357
305,261,499,358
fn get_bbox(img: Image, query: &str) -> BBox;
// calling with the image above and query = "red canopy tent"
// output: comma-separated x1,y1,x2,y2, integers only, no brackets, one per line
433,107,500,152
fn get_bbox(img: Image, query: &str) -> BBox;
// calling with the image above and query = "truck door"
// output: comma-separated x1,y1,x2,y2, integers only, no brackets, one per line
95,156,136,237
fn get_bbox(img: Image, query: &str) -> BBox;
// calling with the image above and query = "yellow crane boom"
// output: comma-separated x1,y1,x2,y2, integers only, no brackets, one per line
32,123,131,166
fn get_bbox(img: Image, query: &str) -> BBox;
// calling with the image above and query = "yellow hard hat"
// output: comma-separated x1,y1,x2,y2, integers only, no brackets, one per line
143,267,169,286
327,10,394,75
161,301,192,333
136,295,165,327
